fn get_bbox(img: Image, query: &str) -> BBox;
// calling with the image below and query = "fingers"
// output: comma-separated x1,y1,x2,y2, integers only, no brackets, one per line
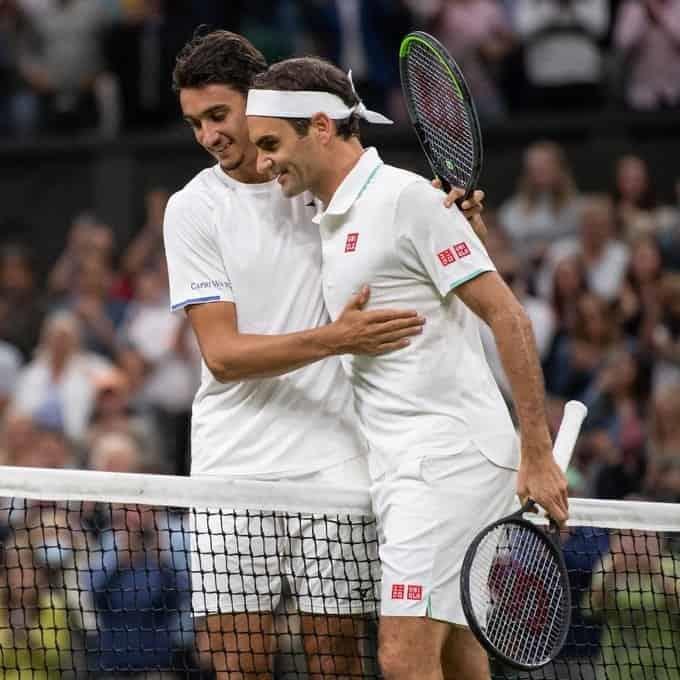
363,308,424,324
342,285,370,312
443,186,465,208
431,178,442,189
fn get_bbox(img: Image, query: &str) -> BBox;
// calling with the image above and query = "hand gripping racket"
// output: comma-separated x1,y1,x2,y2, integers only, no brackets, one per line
460,400,588,670
399,31,483,199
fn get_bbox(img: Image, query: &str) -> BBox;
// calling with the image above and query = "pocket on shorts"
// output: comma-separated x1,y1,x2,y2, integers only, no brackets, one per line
419,452,469,485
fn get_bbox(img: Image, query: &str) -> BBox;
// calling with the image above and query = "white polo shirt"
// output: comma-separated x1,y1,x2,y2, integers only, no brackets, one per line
315,148,519,476
163,164,366,478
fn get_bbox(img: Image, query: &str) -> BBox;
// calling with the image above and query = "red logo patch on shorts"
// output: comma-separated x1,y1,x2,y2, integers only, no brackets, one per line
407,584,423,601
345,233,359,252
437,248,455,266
391,584,405,600
453,241,471,258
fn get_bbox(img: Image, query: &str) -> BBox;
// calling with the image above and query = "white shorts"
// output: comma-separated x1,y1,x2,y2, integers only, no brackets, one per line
371,446,516,625
191,457,379,617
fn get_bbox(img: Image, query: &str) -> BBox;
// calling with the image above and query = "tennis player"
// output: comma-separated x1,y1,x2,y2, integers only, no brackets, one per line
164,31,488,680
246,57,569,680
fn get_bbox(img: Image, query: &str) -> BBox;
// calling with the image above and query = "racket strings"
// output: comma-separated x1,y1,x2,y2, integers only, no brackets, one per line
404,43,475,188
468,524,569,666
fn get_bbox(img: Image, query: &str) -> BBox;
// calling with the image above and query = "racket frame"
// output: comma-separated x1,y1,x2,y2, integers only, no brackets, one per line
399,31,484,198
460,501,572,671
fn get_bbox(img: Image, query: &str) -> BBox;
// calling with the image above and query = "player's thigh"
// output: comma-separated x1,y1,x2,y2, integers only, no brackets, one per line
191,509,285,616
372,447,516,625
195,612,276,673
441,625,490,680
290,457,379,617
378,615,450,679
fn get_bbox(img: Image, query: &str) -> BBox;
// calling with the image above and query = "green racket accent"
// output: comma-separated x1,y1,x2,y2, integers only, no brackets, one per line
399,35,463,100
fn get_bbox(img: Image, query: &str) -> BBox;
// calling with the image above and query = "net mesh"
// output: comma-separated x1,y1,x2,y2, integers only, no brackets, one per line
0,466,678,680
403,40,476,190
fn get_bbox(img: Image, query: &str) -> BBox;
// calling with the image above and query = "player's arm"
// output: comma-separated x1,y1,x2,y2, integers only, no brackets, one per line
454,272,568,523
185,289,424,382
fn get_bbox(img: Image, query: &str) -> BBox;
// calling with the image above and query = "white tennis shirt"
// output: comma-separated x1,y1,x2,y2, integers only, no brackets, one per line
315,148,519,476
163,165,366,478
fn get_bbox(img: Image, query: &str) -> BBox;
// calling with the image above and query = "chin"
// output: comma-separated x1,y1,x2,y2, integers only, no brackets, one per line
219,152,244,172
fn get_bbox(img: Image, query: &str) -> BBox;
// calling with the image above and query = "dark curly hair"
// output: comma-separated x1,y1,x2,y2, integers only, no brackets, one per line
251,57,361,140
172,29,267,96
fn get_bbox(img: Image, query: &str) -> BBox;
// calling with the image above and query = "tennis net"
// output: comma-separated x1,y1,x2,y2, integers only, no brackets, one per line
0,465,677,679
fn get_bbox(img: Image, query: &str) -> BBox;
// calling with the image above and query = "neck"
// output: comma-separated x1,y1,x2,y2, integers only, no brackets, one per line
315,138,364,206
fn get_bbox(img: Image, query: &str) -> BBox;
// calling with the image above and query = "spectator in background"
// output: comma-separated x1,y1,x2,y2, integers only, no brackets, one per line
86,368,162,473
0,341,22,419
498,141,581,266
18,0,123,135
58,254,127,359
428,0,515,122
584,529,680,680
614,0,680,111
616,235,664,348
120,186,169,291
48,214,115,298
645,382,680,502
0,244,46,360
581,345,649,499
541,195,629,302
10,311,111,444
545,293,620,401
612,154,659,239
0,530,73,680
513,0,609,110
298,0,413,120
118,265,199,474
0,0,40,136
549,255,590,340
651,273,680,388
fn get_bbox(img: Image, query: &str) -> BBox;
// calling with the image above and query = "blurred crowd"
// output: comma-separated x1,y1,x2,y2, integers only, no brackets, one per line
2,0,680,138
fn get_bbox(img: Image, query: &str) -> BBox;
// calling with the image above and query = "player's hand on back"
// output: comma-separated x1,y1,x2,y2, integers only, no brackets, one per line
517,441,569,527
328,286,425,355
431,180,488,245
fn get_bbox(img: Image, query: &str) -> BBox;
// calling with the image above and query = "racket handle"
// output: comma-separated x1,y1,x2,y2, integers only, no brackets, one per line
553,400,588,472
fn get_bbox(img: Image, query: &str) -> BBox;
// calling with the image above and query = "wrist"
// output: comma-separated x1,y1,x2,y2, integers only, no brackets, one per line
312,323,342,358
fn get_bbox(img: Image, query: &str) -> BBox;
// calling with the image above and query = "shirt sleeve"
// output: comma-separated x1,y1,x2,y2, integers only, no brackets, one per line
163,187,234,312
396,179,495,298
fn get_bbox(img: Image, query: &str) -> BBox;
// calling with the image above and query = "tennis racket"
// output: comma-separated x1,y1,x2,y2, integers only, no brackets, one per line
460,400,588,671
399,31,483,198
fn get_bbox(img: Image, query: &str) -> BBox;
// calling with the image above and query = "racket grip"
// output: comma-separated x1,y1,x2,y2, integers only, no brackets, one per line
553,400,588,472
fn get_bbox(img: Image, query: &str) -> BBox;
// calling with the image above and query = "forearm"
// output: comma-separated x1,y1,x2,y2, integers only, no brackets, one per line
205,325,337,382
489,306,551,458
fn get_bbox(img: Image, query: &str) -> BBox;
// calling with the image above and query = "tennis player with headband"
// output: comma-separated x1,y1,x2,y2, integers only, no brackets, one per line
164,30,489,679
246,57,569,680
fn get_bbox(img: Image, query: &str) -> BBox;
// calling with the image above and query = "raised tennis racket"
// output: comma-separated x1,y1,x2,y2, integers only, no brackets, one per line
399,31,483,198
460,400,588,671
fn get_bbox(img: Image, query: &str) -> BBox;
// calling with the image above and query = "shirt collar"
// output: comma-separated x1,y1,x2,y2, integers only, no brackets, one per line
312,147,383,224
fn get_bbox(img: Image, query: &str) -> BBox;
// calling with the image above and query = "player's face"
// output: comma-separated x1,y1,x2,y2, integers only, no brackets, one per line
180,84,255,172
248,116,319,198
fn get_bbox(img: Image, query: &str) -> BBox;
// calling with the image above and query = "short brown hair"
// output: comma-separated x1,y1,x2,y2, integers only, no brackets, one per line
172,29,267,95
251,57,361,140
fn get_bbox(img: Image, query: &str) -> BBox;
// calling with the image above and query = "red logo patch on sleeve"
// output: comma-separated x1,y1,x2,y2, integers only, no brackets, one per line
407,584,423,601
391,584,405,600
437,248,455,266
454,241,471,258
345,233,359,252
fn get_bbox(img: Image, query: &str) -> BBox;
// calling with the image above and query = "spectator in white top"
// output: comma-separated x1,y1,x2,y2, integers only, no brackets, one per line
513,0,609,109
0,340,22,418
10,310,111,443
498,141,581,264
540,194,630,303
614,0,680,111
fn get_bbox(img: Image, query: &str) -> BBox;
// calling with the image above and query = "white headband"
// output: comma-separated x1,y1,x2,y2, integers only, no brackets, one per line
246,70,393,125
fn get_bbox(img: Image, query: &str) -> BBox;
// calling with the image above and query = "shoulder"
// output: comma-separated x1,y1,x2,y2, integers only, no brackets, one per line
164,167,231,237
374,165,441,209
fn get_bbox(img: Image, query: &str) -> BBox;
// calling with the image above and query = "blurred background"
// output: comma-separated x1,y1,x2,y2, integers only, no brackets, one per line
1,0,680,494
1,1,680,677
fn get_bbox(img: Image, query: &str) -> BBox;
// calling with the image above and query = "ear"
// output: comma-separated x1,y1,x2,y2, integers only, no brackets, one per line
310,112,333,144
